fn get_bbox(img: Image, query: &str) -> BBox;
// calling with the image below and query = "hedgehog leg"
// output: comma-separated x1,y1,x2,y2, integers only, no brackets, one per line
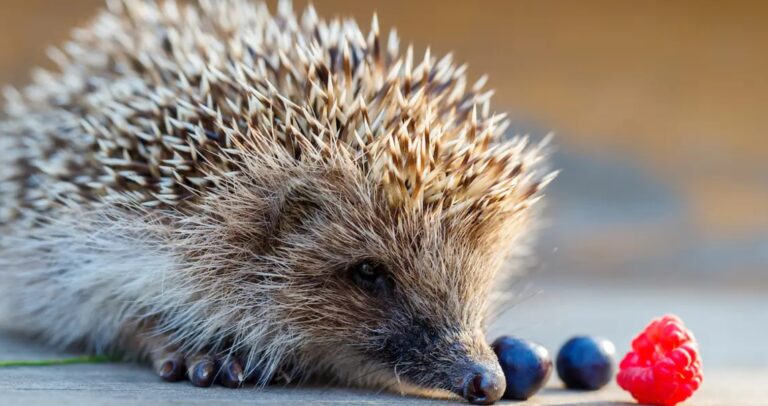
134,324,246,388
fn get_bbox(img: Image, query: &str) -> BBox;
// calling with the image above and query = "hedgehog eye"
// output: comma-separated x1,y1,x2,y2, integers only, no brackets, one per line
349,260,392,297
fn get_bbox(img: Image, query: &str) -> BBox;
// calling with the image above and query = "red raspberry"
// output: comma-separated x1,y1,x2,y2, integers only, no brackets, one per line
617,315,703,406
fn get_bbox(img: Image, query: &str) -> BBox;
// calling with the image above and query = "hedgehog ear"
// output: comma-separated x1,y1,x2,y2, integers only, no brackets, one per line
269,179,322,237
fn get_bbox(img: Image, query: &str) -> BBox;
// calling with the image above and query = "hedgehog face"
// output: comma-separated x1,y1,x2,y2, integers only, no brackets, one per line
358,219,509,404
247,164,515,403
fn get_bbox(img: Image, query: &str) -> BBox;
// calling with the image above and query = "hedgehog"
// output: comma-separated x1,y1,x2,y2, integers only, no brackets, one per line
0,0,555,404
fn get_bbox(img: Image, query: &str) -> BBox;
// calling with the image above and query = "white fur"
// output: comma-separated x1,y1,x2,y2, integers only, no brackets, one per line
0,207,177,353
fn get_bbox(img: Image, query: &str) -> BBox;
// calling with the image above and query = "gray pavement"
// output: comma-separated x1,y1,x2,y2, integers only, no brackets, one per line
1,281,766,405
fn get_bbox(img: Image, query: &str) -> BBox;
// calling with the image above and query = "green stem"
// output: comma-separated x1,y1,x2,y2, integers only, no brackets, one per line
0,355,120,367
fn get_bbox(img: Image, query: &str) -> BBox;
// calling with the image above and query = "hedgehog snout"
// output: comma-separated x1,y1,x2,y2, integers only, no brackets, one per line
456,360,506,405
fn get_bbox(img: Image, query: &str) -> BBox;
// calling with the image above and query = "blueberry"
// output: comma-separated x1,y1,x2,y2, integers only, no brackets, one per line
556,336,615,390
491,336,553,400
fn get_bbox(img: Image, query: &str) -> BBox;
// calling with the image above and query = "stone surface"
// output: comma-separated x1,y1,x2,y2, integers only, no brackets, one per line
1,281,765,405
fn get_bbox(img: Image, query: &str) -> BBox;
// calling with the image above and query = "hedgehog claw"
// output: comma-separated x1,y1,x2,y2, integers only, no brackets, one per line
156,357,185,382
218,358,246,388
188,357,217,387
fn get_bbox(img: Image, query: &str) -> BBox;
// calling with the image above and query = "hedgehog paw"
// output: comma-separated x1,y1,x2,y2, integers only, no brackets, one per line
153,351,247,388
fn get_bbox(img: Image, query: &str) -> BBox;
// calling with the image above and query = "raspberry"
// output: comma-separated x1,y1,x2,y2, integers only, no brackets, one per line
617,315,703,406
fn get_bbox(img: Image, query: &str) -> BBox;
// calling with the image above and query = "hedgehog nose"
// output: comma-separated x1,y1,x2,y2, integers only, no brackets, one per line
462,366,506,405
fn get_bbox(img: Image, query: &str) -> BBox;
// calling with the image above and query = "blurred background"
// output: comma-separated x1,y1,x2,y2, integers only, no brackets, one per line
3,0,764,290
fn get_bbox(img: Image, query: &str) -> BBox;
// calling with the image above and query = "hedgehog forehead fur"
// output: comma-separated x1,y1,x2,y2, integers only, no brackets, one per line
0,0,555,397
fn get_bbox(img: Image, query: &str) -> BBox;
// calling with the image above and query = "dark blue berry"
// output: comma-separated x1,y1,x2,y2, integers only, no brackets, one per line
556,336,615,390
491,336,552,400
